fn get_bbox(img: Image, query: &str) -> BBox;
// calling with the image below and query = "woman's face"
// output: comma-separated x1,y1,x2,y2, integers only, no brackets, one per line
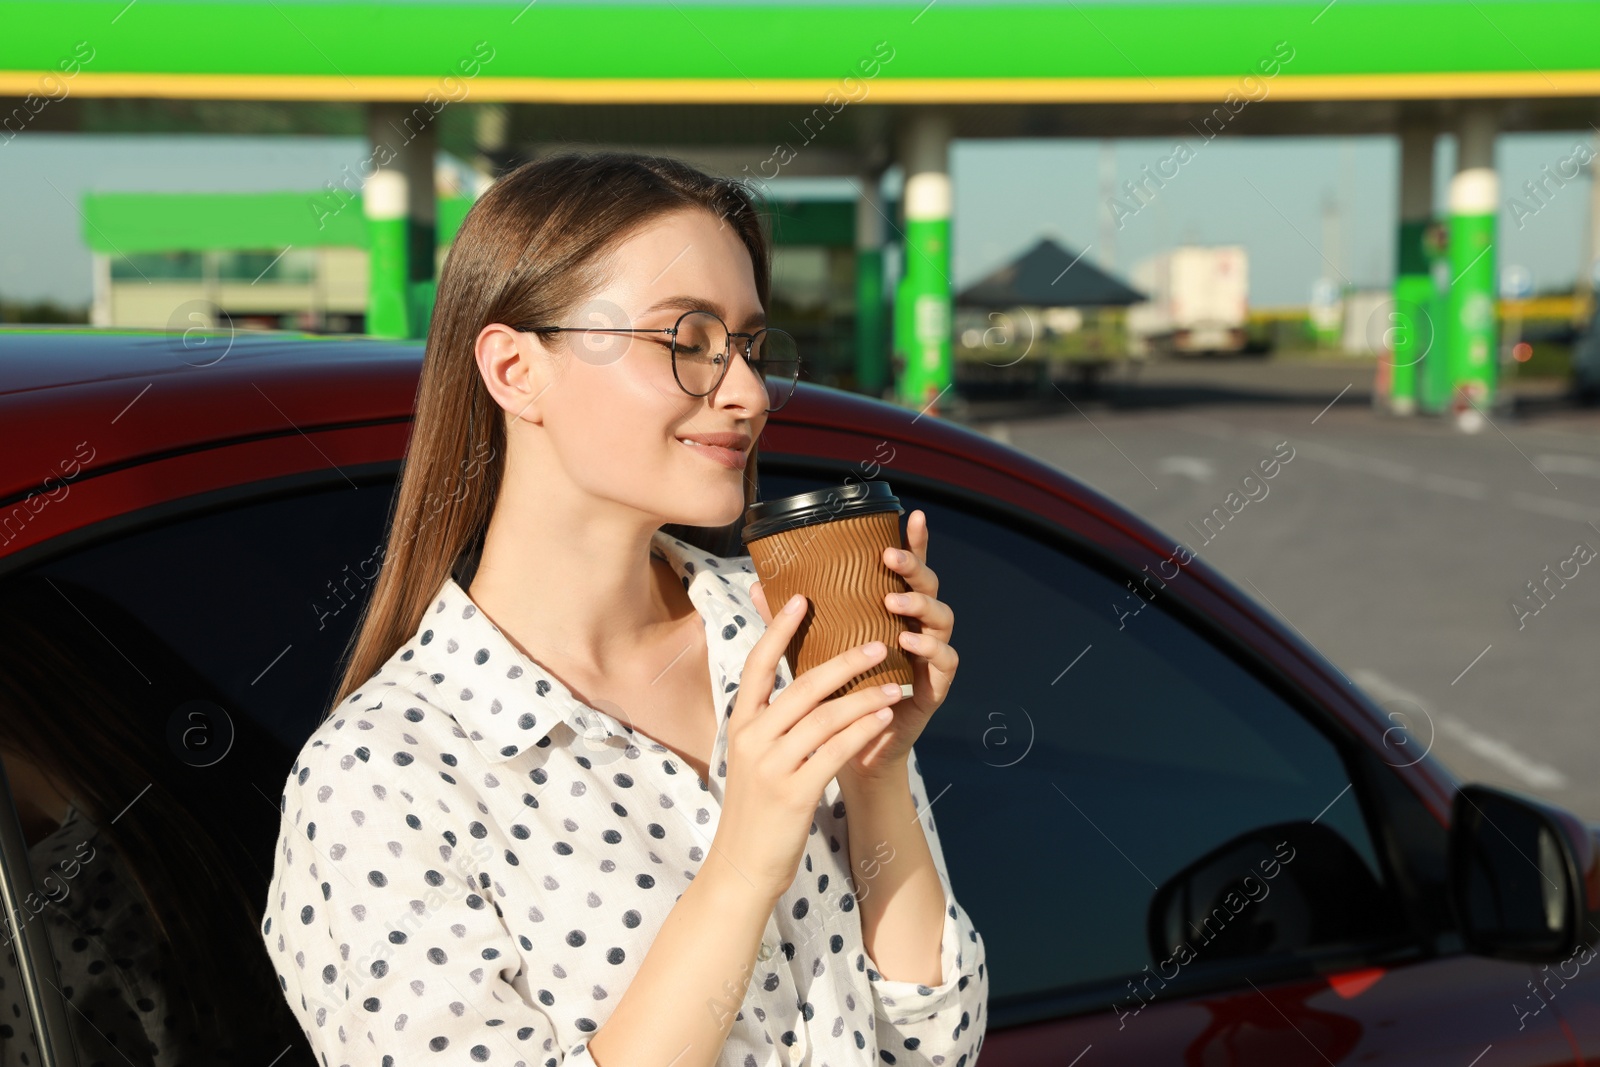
492,206,770,531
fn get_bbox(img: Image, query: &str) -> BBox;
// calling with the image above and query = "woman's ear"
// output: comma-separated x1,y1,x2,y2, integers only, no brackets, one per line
476,323,555,427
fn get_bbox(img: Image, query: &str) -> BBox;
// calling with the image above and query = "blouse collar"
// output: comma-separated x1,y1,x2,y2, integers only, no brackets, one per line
403,528,758,766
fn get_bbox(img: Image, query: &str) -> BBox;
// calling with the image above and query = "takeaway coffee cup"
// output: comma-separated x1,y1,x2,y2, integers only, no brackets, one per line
741,480,913,701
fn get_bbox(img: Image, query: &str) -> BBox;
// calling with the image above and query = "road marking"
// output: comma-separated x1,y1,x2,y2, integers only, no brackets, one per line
1352,669,1568,791
1189,428,1496,504
1418,473,1490,500
1283,438,1423,485
1535,454,1600,479
1156,455,1216,483
1437,715,1569,790
1232,437,1598,518
1511,491,1600,525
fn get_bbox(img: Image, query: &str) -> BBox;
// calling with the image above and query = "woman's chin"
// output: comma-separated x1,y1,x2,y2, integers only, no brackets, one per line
663,491,747,530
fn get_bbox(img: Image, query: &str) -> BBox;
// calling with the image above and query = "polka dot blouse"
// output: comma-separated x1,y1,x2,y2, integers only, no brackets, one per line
261,529,988,1067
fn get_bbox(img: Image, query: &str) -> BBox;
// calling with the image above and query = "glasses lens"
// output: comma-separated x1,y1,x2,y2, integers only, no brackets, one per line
749,328,800,410
671,311,728,396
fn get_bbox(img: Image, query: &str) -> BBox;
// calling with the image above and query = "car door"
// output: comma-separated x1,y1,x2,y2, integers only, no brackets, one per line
0,464,405,1065
0,447,1577,1067
759,462,1578,1066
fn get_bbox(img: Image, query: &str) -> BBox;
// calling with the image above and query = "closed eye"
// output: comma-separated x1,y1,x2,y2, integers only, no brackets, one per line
672,338,718,362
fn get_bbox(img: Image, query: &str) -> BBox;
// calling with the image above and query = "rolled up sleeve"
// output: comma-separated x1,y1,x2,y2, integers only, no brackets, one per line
261,735,597,1067
859,749,988,1067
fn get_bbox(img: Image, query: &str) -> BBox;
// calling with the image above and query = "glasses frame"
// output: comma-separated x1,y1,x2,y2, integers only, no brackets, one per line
509,308,801,411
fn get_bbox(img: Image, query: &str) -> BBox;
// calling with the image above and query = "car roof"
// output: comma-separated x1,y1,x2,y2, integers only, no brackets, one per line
0,325,416,394
1,327,423,501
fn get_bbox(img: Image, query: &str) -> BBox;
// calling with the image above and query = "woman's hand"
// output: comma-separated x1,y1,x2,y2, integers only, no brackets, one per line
714,591,907,900
750,508,958,786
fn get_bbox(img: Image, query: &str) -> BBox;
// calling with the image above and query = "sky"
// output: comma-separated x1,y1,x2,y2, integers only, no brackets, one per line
1,128,1595,310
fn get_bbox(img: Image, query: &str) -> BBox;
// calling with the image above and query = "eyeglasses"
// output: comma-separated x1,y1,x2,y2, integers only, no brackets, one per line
510,309,801,412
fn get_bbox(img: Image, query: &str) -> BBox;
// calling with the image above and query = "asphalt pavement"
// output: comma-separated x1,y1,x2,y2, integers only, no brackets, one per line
947,354,1600,820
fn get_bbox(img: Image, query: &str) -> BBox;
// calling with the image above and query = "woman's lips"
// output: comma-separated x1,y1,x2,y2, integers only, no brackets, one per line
678,438,746,470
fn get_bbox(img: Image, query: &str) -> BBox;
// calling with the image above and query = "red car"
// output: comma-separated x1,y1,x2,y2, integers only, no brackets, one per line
2,326,1598,1066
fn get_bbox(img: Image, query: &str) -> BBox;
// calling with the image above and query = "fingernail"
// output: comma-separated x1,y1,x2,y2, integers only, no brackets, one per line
887,593,907,608
880,684,901,697
864,641,886,656
785,594,804,614
875,708,894,721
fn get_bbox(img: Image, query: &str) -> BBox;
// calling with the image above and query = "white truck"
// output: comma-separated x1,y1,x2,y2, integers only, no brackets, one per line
1126,245,1249,356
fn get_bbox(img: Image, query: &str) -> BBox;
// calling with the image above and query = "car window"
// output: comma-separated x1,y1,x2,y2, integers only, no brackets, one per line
0,473,401,1063
758,466,1409,1009
25,479,400,754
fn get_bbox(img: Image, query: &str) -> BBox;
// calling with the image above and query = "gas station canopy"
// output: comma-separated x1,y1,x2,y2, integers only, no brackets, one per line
4,1,1600,141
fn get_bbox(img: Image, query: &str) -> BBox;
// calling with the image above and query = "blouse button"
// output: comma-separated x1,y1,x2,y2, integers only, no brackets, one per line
757,940,775,962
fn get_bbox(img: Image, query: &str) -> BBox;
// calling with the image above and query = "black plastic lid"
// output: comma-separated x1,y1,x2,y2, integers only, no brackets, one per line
741,480,903,544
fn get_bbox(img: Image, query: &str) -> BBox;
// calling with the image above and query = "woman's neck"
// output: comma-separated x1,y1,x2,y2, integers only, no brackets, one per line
469,517,693,682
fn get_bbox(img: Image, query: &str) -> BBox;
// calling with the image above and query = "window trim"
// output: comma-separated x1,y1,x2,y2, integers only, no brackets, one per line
0,769,81,1067
755,455,1449,1028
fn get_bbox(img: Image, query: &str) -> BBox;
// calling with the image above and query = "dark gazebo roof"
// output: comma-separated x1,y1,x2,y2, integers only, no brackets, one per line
956,237,1146,308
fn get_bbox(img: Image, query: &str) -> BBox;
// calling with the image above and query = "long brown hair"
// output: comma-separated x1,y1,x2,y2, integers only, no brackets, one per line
327,152,773,717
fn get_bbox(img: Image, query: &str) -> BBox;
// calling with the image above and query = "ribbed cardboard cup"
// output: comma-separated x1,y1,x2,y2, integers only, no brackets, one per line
741,480,912,701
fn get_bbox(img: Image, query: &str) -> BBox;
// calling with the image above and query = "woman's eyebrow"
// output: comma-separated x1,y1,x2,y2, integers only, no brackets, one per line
640,295,766,331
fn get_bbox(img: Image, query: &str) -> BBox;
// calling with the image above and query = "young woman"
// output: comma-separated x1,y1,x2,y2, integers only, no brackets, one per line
261,152,988,1067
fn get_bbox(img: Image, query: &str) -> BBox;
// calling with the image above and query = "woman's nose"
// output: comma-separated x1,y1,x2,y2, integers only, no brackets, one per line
717,342,768,411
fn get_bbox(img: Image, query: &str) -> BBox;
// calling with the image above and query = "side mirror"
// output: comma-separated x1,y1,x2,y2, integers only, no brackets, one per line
1450,783,1600,963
